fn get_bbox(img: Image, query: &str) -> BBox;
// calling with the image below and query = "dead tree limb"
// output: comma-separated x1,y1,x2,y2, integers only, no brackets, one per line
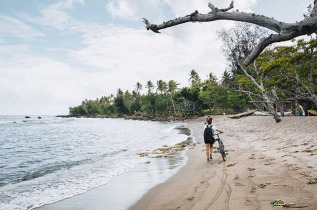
143,1,317,66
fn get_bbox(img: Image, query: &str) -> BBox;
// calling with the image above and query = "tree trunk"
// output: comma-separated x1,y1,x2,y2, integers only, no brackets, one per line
295,99,299,116
271,88,284,117
170,94,176,115
263,91,281,123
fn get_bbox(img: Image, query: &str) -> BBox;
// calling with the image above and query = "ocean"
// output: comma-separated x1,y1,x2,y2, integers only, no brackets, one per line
0,116,190,210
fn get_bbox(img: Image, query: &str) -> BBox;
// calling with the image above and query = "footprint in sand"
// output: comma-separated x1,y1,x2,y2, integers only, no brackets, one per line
250,187,257,193
245,199,253,206
235,183,245,186
187,197,195,201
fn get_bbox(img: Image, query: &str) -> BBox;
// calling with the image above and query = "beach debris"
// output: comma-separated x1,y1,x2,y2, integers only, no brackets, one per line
307,178,317,185
191,143,196,147
281,154,290,158
228,110,256,119
235,182,244,186
226,162,237,167
248,174,255,178
197,142,202,144
299,170,311,177
187,197,195,201
224,149,234,152
234,175,239,180
162,145,168,147
151,146,182,155
273,184,288,187
249,154,255,159
258,183,271,189
270,200,295,207
144,161,151,164
137,152,150,157
300,148,316,153
248,167,256,171
151,155,163,158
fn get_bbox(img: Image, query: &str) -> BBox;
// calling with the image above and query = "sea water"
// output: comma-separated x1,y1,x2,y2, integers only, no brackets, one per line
0,116,188,210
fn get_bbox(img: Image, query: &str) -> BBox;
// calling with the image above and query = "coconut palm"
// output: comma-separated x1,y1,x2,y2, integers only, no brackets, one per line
146,80,154,94
157,80,167,94
135,82,142,94
188,69,201,86
168,80,179,114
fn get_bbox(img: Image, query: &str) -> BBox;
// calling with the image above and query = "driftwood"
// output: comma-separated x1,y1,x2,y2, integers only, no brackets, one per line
143,1,317,66
228,110,256,119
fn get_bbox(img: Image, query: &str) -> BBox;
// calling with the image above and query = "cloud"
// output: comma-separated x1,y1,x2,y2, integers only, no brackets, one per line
106,1,136,20
53,0,85,10
105,0,171,22
0,0,261,114
20,0,85,31
75,0,258,87
0,44,112,115
0,15,43,41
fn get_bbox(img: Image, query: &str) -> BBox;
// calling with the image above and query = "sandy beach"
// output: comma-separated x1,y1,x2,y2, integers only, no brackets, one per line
131,116,317,210
36,115,317,210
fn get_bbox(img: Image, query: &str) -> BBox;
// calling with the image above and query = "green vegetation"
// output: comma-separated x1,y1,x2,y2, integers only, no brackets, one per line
69,24,316,120
69,70,248,117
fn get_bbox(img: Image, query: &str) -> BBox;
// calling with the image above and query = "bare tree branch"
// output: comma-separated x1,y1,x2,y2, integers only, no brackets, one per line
237,62,262,90
208,1,234,13
143,1,317,66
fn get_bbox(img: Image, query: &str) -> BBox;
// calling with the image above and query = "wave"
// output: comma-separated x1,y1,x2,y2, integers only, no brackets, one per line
0,149,128,187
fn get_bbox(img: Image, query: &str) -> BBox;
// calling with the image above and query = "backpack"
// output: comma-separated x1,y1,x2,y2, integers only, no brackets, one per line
204,125,215,141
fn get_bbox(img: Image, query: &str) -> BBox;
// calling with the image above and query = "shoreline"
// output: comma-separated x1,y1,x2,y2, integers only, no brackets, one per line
36,125,193,210
55,114,199,122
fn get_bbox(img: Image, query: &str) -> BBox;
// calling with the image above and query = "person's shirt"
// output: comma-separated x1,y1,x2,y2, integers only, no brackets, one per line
204,125,217,132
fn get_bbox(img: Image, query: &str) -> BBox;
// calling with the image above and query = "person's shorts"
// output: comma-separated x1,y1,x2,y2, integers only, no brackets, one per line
204,139,215,145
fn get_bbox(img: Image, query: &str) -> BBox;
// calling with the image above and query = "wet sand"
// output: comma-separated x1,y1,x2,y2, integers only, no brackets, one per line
131,116,317,210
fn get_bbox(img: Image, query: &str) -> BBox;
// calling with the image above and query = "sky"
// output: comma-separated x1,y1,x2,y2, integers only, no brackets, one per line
0,0,313,115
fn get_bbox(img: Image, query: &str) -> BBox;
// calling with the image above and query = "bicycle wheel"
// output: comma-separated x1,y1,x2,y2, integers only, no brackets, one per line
219,141,226,161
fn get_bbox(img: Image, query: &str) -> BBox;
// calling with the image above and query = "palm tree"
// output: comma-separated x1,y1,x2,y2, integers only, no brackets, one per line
157,80,167,94
206,72,218,86
135,82,142,94
168,80,179,114
117,88,123,97
146,80,154,94
188,69,201,86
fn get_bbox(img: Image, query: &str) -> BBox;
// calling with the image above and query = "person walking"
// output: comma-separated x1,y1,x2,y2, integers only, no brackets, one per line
204,117,224,162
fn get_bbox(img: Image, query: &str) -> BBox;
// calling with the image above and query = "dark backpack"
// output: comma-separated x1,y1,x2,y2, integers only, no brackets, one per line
204,125,214,141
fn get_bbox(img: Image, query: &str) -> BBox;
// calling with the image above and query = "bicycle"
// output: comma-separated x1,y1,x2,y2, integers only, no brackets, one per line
214,133,226,161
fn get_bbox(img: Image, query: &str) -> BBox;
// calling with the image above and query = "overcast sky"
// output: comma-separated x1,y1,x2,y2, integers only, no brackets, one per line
0,0,313,115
